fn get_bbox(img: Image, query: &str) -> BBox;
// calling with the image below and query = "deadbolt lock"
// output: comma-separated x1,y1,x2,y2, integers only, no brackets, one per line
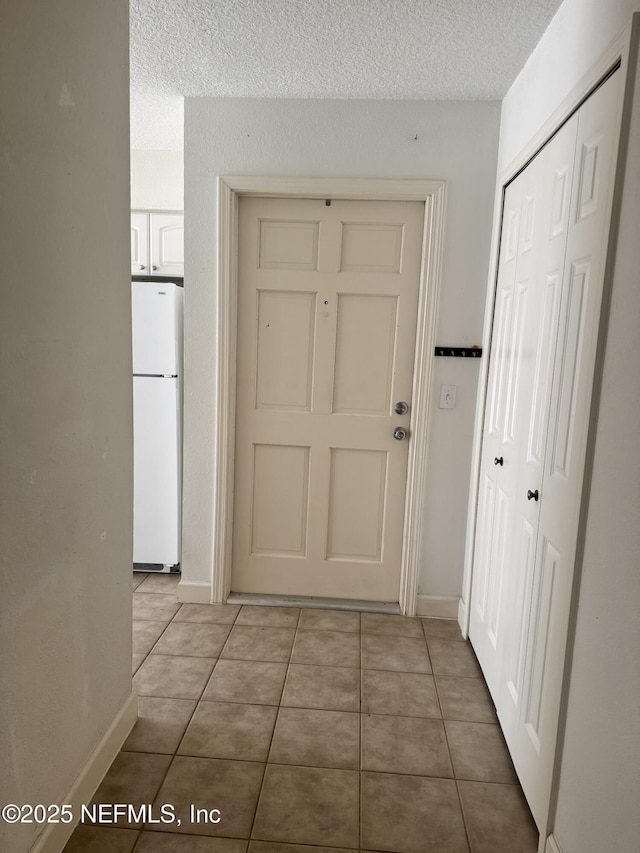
394,401,409,415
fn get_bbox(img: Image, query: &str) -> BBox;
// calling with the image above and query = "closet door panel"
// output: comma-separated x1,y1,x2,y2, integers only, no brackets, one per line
469,177,522,697
497,113,579,740
511,70,624,827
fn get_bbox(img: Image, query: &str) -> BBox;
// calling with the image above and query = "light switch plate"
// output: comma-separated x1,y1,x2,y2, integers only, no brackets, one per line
439,384,457,409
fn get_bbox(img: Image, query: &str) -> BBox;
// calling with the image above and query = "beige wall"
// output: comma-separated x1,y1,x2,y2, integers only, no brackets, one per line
183,97,500,602
0,1,133,850
496,2,640,851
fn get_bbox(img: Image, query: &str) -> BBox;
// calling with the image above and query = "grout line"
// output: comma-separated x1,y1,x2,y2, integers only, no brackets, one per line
128,585,241,838
247,613,299,842
359,625,363,852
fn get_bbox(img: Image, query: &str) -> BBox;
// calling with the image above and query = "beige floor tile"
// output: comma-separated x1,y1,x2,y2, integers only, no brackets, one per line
122,697,196,754
269,707,359,770
178,701,277,761
429,640,482,678
133,593,181,622
361,612,424,638
252,765,358,848
249,845,353,853
422,617,465,643
445,721,517,783
458,780,538,853
361,634,431,673
133,620,169,655
133,573,148,591
136,573,181,594
361,669,441,718
291,630,360,668
132,654,146,675
152,756,264,838
221,626,296,663
361,772,469,853
135,834,247,853
151,622,231,658
134,655,215,699
89,752,172,827
236,605,300,628
361,714,453,777
436,676,497,723
174,603,241,624
203,659,287,705
281,664,360,712
298,609,360,633
63,826,139,852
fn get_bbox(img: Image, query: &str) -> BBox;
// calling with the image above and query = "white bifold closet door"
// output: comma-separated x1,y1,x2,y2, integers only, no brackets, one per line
470,69,624,830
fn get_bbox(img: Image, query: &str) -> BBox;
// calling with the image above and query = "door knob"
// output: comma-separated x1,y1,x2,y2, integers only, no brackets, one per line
394,401,409,415
527,489,539,501
393,427,408,441
494,456,504,466
139,264,146,270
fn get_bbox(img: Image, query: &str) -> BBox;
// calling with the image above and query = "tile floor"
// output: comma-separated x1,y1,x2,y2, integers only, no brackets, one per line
63,572,538,853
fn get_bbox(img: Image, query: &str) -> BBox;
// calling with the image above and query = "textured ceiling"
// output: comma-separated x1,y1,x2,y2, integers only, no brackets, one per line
130,0,564,150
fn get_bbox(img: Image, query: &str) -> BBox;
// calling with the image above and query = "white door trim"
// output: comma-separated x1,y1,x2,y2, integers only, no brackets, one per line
212,176,446,614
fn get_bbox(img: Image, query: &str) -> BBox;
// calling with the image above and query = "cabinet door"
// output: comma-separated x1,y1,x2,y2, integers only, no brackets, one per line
131,212,149,275
150,213,184,277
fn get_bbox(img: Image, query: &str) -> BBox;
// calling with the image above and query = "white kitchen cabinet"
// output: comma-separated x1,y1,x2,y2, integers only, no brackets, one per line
131,211,184,277
131,212,149,275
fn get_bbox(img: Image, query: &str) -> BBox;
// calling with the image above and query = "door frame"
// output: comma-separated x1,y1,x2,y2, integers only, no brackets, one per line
211,176,446,614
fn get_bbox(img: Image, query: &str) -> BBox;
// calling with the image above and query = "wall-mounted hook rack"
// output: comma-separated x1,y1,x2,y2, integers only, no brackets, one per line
434,347,483,358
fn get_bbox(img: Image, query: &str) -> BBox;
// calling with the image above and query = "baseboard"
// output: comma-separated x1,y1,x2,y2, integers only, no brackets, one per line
416,594,459,619
177,580,212,603
545,834,564,853
30,689,138,853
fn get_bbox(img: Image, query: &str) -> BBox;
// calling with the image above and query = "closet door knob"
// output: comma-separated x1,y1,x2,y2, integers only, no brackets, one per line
494,456,504,466
527,489,539,502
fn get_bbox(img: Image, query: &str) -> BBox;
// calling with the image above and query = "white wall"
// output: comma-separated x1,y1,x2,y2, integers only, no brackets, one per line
499,0,640,170
0,2,133,850
495,2,640,851
183,97,500,600
131,149,184,210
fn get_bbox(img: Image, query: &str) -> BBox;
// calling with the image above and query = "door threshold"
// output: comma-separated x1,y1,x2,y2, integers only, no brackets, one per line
226,592,402,615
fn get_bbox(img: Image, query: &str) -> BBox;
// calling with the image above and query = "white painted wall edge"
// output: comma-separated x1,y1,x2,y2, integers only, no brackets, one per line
29,690,137,853
458,21,634,640
416,595,459,619
545,834,564,853
177,580,213,604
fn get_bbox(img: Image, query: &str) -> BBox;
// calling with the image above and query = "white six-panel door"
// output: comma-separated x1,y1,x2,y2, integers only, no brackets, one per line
470,69,623,830
232,197,424,601
470,111,580,729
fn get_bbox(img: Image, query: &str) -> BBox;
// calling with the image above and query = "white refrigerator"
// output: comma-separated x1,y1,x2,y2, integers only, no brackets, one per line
132,281,183,571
